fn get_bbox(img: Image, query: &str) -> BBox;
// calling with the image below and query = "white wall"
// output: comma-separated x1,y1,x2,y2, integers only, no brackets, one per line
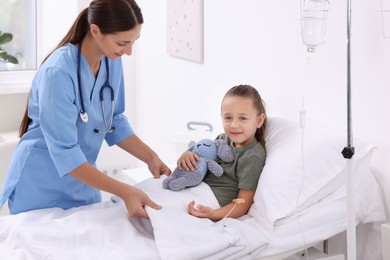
38,0,78,63
1,0,388,197
131,0,390,208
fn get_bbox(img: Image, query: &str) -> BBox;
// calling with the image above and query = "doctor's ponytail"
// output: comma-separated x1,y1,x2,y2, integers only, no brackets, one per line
41,8,89,64
19,8,90,138
41,0,143,64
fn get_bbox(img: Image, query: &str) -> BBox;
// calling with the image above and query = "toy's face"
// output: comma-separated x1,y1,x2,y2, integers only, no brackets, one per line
193,139,217,159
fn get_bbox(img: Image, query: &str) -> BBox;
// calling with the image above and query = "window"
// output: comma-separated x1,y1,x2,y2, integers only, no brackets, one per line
0,0,37,72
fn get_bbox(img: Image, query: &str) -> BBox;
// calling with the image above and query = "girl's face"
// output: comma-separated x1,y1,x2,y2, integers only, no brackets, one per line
221,96,265,148
92,24,142,60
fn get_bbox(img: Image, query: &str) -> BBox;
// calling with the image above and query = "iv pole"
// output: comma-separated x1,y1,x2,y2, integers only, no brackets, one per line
341,0,356,259
301,0,355,257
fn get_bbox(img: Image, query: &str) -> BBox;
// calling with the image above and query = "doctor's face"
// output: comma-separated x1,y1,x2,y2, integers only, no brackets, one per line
94,24,142,60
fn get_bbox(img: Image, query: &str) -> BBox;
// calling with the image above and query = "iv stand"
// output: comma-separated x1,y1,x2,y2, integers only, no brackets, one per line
341,0,356,259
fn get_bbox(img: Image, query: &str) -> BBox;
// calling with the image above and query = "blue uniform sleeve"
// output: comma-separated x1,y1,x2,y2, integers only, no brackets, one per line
38,67,87,176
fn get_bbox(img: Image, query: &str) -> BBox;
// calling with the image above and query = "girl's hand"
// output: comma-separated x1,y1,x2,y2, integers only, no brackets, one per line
177,151,201,171
187,200,215,220
148,157,172,178
121,185,161,218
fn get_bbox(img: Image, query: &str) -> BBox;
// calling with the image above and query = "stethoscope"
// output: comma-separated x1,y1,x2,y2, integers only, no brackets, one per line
77,41,115,134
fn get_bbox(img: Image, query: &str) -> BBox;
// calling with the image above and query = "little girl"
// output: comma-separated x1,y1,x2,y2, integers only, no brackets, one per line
177,84,267,221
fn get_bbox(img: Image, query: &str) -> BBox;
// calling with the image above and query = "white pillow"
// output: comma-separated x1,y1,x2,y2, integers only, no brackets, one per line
249,116,375,230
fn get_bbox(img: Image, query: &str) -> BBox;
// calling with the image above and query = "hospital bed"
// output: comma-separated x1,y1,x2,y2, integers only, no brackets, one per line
0,116,386,259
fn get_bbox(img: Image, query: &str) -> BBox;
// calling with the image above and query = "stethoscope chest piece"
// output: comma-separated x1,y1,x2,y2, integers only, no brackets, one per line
80,112,88,123
77,40,114,133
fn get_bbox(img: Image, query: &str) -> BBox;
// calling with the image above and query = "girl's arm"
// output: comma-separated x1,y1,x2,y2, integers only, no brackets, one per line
117,134,171,178
188,189,255,221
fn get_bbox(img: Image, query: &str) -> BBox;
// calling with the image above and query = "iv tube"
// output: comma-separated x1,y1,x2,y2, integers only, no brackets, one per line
301,0,329,52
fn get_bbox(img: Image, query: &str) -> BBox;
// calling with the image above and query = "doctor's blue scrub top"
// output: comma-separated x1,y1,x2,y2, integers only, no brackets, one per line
0,43,134,214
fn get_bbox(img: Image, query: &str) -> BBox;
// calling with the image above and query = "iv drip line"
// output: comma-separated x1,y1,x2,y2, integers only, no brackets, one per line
295,3,329,257
300,53,312,129
292,52,313,260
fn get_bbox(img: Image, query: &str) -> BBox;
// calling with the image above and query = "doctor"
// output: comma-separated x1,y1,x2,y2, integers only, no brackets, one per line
0,0,171,217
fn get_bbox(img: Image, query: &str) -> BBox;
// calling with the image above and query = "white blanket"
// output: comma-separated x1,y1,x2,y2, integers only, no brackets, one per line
0,177,267,260
139,177,268,259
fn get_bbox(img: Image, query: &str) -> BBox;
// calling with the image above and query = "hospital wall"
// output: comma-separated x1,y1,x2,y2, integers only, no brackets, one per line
131,0,390,213
0,1,388,213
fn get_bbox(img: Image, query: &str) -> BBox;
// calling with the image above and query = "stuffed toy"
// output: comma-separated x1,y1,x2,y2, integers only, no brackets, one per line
162,138,234,191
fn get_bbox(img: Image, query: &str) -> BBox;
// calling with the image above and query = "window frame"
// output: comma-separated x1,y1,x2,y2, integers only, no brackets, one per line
0,0,41,94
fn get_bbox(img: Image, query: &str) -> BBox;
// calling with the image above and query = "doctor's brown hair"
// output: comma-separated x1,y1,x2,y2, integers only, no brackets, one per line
19,0,143,137
222,85,267,147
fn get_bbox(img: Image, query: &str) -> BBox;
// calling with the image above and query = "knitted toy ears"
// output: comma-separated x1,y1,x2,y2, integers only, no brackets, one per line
214,139,234,163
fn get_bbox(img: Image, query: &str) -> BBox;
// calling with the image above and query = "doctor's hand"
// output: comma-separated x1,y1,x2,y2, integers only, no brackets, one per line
177,151,200,171
147,156,171,179
117,134,171,179
121,185,161,218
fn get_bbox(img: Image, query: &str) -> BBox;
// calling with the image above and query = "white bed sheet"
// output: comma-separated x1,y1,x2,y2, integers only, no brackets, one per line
0,177,268,260
0,167,385,260
0,200,160,260
138,177,269,259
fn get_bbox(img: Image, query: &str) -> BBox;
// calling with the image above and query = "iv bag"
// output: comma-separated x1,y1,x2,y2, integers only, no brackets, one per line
301,0,329,52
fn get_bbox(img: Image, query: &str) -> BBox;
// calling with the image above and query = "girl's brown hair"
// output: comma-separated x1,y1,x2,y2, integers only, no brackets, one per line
19,0,143,137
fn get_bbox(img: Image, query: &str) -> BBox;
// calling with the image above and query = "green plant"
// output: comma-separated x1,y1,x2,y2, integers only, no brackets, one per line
0,31,18,64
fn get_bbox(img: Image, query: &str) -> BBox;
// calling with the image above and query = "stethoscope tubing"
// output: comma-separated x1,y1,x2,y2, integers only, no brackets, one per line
97,100,115,134
77,40,115,134
77,42,87,117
